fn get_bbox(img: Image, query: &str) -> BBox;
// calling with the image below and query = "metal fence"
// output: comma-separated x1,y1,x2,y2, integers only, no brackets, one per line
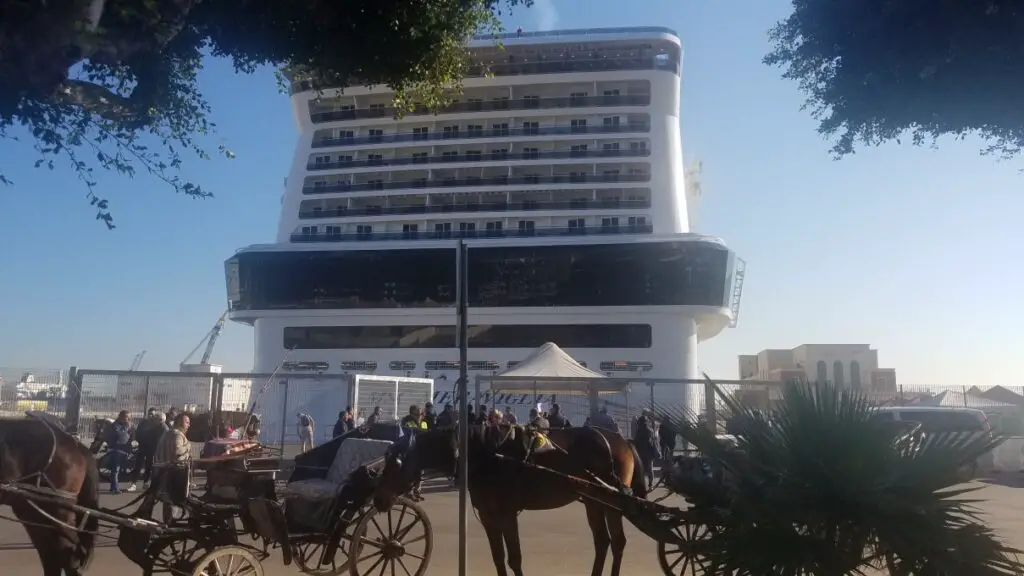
7,365,1024,448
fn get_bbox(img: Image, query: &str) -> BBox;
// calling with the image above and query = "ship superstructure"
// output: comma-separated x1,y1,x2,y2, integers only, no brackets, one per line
226,27,743,415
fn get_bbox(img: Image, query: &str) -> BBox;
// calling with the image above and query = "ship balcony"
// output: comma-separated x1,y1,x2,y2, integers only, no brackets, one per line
289,222,654,243
309,93,651,124
297,196,652,220
311,120,650,149
296,49,679,97
301,169,651,196
306,147,650,173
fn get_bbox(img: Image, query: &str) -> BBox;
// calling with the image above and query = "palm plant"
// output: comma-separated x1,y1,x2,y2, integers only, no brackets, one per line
658,379,1022,575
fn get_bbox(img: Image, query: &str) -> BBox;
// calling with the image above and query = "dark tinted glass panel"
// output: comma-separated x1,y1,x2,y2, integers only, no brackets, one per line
389,361,417,371
228,241,731,310
282,361,329,372
283,325,652,349
900,410,985,432
468,242,729,307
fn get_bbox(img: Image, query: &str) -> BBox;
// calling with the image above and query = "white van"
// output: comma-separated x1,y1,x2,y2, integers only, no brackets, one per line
872,406,994,476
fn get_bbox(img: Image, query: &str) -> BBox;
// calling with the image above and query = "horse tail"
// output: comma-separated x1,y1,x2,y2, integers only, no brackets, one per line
73,450,101,571
627,440,649,500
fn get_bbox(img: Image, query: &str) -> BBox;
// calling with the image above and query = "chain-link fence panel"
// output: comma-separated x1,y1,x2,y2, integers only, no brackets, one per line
0,366,68,420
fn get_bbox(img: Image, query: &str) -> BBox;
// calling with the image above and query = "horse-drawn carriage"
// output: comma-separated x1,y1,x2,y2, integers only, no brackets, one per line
1,414,433,576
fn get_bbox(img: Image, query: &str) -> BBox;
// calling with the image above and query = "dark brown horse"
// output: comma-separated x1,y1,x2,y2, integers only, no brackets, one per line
0,417,101,576
374,424,647,576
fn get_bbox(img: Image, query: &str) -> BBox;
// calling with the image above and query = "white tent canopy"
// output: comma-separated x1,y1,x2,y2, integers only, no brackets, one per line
476,342,627,394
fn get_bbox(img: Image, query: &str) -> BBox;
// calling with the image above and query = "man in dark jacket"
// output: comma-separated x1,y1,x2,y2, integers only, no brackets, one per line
423,402,437,429
106,410,134,494
547,403,570,428
633,409,657,491
132,408,166,490
332,411,348,438
658,415,678,465
436,403,455,427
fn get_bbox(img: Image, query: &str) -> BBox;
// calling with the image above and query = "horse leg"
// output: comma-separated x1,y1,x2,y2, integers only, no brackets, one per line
604,510,628,576
478,508,510,576
584,502,611,576
16,511,69,576
501,512,525,576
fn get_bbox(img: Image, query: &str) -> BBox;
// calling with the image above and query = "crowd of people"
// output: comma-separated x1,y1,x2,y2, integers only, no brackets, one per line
102,407,193,495
316,401,679,492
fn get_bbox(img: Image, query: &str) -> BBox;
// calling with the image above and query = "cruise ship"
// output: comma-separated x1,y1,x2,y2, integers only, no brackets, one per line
225,26,744,417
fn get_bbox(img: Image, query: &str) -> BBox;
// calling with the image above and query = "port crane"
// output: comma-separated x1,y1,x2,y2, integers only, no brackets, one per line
180,311,229,371
129,350,147,371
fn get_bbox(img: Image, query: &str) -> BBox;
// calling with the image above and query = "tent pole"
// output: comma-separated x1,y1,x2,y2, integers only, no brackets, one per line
456,240,470,576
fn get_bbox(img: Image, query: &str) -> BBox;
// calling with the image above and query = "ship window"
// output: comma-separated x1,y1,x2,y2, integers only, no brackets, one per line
282,361,330,372
468,361,501,371
426,361,461,370
389,361,417,371
506,361,520,369
599,361,653,373
229,241,732,310
340,361,378,371
284,325,653,349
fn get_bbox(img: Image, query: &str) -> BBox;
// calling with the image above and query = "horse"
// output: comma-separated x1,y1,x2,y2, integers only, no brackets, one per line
0,417,101,576
374,424,647,576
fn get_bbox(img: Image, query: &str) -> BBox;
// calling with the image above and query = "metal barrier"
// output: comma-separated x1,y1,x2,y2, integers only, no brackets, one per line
0,366,69,420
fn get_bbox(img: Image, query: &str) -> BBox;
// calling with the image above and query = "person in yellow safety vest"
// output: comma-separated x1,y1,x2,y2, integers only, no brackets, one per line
399,405,427,501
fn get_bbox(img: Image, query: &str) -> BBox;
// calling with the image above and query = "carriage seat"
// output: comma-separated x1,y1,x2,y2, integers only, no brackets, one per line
283,438,392,501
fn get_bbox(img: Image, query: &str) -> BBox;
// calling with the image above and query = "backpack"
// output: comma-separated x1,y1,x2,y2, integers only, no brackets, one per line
299,414,311,427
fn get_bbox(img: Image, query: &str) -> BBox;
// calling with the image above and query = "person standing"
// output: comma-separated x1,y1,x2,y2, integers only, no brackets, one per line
154,413,192,521
589,406,620,434
436,403,455,427
297,412,315,453
658,415,678,466
400,405,428,500
547,403,571,428
106,410,134,494
131,408,166,491
365,406,382,426
342,406,355,432
332,411,348,438
423,402,437,429
633,409,657,491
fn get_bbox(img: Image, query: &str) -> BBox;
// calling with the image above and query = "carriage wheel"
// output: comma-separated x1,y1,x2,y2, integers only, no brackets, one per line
293,504,368,575
347,497,433,576
190,545,264,576
657,521,712,576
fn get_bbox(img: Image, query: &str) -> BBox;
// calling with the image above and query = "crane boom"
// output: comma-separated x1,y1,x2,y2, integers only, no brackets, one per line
181,311,229,368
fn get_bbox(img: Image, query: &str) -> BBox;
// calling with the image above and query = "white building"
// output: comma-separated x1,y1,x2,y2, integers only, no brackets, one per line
225,27,744,413
738,344,897,391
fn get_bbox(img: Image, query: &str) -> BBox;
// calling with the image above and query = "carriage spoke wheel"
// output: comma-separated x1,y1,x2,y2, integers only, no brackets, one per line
190,546,264,576
348,497,433,576
294,534,352,576
657,521,712,576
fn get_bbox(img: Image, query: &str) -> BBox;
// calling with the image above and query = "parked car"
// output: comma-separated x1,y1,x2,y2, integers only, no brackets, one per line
872,406,994,478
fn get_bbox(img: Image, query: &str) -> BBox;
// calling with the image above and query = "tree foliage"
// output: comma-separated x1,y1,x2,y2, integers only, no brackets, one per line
765,0,1024,159
0,0,528,227
660,381,1022,575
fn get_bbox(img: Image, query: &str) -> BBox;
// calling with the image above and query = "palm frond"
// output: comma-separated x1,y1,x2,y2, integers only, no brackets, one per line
655,378,1024,575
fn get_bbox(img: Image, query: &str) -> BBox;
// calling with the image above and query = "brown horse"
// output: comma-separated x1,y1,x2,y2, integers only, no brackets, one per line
0,417,101,576
374,424,647,576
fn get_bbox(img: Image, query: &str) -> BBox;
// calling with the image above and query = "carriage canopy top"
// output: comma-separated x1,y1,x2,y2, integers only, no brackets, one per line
475,342,630,395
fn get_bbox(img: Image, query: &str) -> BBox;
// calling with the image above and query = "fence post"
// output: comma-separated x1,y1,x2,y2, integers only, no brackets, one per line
704,378,717,433
278,379,289,454
64,366,81,435
143,375,152,412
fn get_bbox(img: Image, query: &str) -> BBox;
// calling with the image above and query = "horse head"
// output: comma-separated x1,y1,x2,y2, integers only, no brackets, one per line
373,425,460,511
88,418,113,453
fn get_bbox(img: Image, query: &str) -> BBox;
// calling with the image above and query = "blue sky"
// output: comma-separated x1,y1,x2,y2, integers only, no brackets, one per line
1,0,1021,385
